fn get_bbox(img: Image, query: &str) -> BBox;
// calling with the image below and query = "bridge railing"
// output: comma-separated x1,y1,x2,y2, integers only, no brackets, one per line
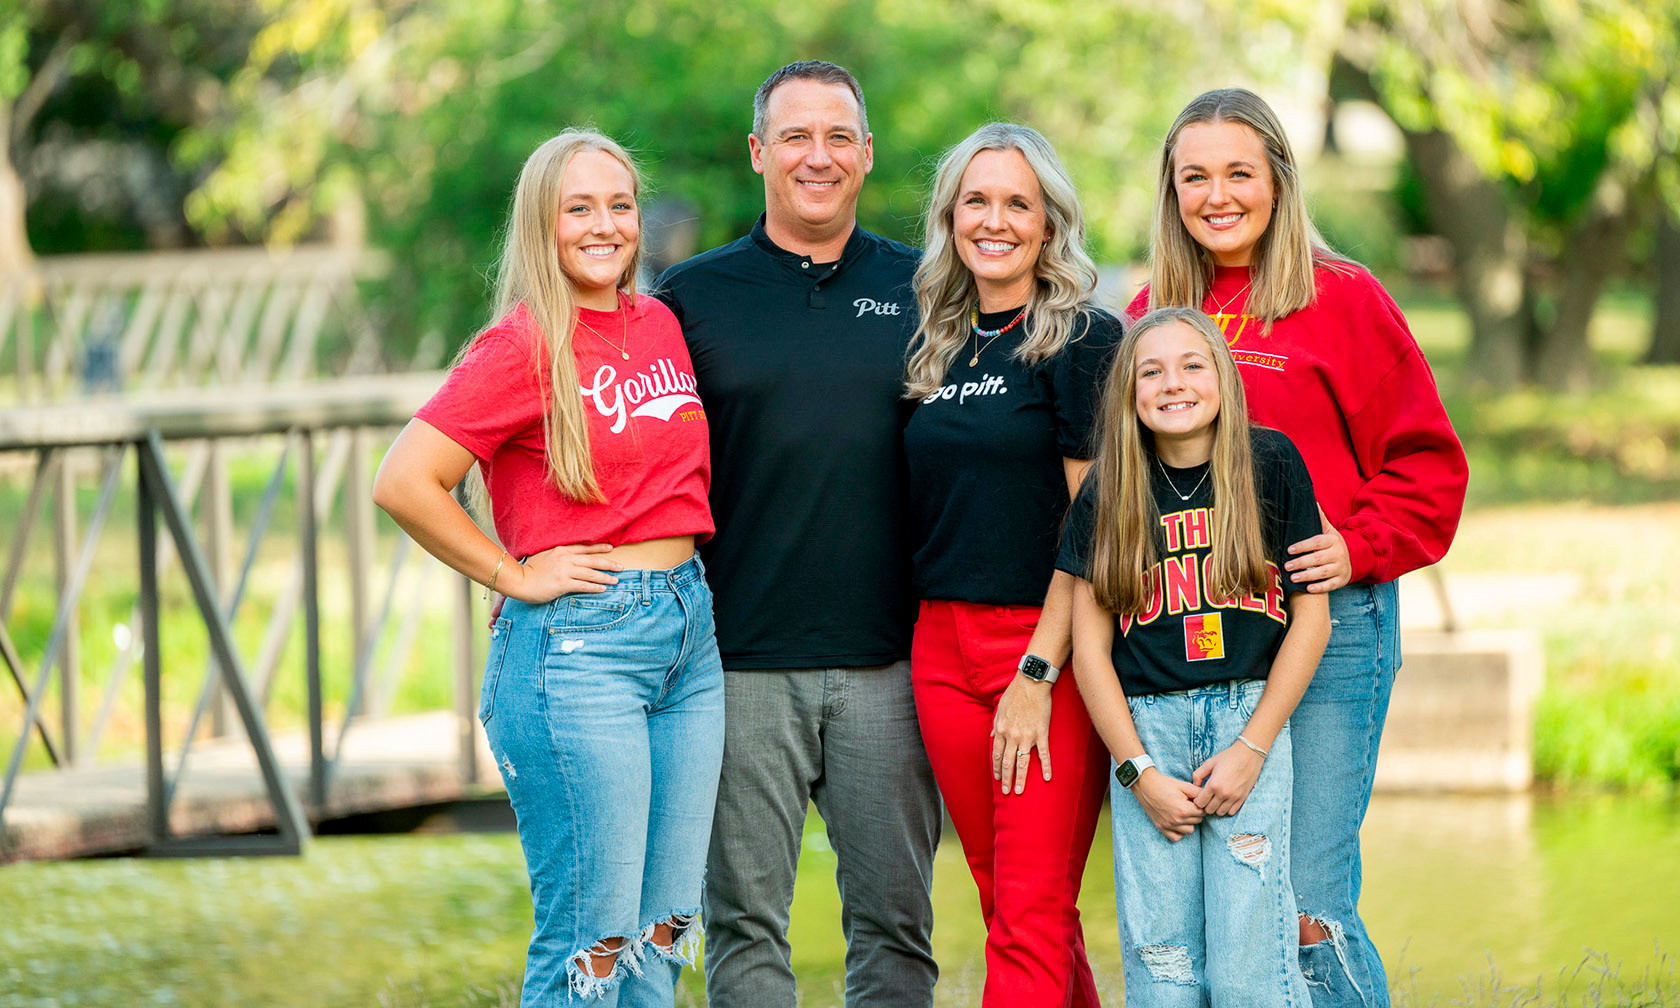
0,375,484,858
1,245,393,402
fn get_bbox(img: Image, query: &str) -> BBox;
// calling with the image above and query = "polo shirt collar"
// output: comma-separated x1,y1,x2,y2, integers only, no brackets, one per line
750,214,867,279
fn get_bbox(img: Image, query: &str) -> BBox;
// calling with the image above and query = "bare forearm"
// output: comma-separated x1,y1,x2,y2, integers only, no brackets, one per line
1070,580,1143,759
1024,569,1076,669
372,419,505,589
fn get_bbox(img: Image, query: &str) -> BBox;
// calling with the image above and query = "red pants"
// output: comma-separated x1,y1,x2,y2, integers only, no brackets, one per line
911,599,1109,1007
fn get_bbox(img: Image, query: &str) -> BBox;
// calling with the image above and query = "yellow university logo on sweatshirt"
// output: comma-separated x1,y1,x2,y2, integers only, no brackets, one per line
1184,613,1225,661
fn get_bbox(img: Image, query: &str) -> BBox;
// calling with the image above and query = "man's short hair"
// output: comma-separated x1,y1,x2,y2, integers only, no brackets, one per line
751,60,869,139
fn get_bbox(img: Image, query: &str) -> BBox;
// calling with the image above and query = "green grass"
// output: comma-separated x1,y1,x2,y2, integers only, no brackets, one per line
1442,502,1680,791
3,795,1676,1007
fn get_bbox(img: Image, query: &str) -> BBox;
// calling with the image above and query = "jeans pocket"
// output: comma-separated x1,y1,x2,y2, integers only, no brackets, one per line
1234,679,1265,721
1002,604,1042,633
560,594,638,633
479,616,514,726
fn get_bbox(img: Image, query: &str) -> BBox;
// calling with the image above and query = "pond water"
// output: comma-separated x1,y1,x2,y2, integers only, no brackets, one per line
1355,793,1680,1000
801,791,1680,1005
0,792,1674,1007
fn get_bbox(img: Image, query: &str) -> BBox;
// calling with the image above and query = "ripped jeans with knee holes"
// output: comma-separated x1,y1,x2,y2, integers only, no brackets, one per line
1109,679,1311,1008
480,555,724,1006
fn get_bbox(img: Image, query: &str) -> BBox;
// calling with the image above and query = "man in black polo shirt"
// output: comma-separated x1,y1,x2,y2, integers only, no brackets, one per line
655,60,940,1008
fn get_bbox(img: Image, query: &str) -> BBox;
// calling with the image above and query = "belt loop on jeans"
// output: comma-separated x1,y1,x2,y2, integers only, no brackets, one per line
1228,680,1240,708
639,570,651,606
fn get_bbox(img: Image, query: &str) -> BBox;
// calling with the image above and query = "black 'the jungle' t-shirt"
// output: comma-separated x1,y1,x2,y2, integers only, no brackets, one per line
654,217,920,669
1056,426,1319,695
906,307,1122,604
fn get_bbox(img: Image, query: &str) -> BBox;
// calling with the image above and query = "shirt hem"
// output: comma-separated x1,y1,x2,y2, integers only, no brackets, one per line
719,650,909,671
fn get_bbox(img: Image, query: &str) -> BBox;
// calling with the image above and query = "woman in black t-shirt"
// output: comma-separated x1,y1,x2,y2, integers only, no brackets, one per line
902,121,1120,1007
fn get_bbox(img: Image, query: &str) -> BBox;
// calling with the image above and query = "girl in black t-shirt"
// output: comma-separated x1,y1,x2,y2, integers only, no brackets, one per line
1060,306,1329,1007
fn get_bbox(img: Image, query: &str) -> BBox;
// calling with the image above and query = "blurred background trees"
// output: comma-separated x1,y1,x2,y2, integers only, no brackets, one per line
7,0,1678,387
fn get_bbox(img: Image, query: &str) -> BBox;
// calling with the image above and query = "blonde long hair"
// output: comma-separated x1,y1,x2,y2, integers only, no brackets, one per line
906,123,1099,399
1145,89,1352,329
469,130,644,503
1087,307,1270,615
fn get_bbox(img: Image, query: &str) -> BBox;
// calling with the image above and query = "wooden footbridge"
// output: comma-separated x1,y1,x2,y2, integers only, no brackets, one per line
0,375,512,861
1,248,510,862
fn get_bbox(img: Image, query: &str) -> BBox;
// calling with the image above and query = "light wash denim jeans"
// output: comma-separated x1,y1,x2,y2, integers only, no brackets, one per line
480,555,725,1007
1290,580,1400,1008
1110,678,1310,1008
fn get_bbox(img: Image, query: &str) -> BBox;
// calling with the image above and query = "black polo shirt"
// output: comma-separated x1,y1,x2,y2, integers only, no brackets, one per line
1056,426,1319,695
654,216,920,669
905,307,1122,605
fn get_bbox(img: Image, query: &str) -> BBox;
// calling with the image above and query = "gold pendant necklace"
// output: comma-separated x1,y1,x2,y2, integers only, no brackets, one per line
580,300,631,360
1207,279,1252,326
969,305,1026,366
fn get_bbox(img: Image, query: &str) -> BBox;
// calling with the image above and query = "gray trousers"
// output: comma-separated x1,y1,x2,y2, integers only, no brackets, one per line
702,662,942,1007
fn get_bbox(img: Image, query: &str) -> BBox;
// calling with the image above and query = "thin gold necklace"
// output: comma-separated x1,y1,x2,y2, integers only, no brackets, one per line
579,300,630,361
969,305,1026,366
1156,454,1211,501
1207,279,1252,325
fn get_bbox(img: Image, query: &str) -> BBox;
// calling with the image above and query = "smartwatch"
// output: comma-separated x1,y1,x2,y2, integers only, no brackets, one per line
1017,653,1060,685
1115,754,1156,789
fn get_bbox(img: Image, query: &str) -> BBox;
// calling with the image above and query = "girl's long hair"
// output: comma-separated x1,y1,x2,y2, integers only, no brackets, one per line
905,122,1099,399
1087,307,1271,614
1144,88,1353,330
463,129,644,503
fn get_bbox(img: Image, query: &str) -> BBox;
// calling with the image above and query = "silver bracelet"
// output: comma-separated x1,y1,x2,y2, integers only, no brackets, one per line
1236,734,1269,758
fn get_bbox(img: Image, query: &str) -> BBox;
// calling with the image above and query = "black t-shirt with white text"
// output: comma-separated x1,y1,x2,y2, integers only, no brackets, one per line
906,307,1122,605
654,217,920,669
1056,426,1319,695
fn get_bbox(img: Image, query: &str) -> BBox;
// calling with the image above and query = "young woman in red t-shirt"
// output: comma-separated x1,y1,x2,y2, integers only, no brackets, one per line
373,130,721,1007
1128,89,1468,1008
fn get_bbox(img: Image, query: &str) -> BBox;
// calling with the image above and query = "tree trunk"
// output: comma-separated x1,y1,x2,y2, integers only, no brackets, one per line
0,101,38,273
1648,209,1680,364
1531,179,1631,389
1404,126,1532,386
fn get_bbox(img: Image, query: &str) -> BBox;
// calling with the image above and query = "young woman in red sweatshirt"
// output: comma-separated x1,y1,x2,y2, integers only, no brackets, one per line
1129,88,1468,1008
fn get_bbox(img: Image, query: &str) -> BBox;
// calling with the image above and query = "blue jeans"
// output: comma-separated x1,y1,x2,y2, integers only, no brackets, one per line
1290,581,1400,1008
1110,679,1310,1008
480,556,725,1007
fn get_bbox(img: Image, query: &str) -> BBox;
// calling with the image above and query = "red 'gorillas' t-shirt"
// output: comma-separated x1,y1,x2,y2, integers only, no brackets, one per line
416,294,712,559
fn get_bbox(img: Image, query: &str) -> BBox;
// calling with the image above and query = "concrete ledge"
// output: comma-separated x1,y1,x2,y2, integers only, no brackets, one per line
1375,629,1544,793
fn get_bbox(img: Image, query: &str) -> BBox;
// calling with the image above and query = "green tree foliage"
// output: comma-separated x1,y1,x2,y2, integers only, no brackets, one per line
187,0,1324,363
1338,0,1680,387
0,0,269,267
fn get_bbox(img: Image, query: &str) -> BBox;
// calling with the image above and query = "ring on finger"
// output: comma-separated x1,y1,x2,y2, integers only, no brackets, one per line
1015,750,1028,758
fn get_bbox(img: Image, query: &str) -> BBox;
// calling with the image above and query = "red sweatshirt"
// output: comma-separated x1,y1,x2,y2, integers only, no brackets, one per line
1128,262,1467,584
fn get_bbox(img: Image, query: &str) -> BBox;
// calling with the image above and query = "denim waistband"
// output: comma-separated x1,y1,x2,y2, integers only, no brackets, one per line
1138,677,1266,705
613,553,705,593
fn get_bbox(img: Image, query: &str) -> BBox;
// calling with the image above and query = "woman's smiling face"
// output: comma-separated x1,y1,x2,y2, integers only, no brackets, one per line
1172,120,1275,268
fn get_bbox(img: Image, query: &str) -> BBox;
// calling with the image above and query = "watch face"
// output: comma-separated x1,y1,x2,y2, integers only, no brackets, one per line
1115,760,1140,788
1019,655,1051,681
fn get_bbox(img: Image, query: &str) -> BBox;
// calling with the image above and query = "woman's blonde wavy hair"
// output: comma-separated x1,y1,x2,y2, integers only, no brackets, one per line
1087,307,1271,615
905,123,1099,399
464,129,644,503
1144,88,1352,330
